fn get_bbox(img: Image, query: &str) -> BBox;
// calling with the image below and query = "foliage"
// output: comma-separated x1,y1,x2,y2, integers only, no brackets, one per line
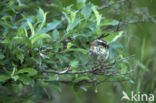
0,0,155,103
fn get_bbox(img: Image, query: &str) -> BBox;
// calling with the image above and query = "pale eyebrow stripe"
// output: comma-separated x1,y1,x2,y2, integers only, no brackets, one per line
97,40,104,43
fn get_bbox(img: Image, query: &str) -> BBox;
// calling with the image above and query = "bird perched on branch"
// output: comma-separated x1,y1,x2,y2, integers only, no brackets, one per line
89,39,109,61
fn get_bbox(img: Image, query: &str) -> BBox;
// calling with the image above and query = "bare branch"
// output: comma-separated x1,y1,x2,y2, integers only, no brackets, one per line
46,78,130,86
95,79,130,86
44,64,138,86
102,15,156,31
122,16,156,26
40,67,99,74
104,54,136,67
40,54,135,75
98,0,127,10
92,63,137,76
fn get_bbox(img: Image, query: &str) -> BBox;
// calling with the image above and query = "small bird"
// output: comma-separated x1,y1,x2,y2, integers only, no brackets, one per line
89,39,109,61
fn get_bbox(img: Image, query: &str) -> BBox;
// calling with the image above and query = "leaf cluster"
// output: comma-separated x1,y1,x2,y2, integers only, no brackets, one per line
0,0,132,101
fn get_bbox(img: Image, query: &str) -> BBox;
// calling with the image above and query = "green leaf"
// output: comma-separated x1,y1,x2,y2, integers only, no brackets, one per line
65,13,81,32
63,12,71,27
121,64,128,74
16,53,24,63
41,20,61,33
18,68,38,76
92,6,101,26
0,53,5,60
50,83,62,92
70,10,78,24
13,36,31,47
17,27,24,36
63,6,81,32
30,33,51,44
70,17,81,31
27,21,35,36
60,33,71,41
24,27,28,37
100,19,119,26
1,38,9,44
52,29,59,41
11,66,17,79
74,76,90,83
70,60,79,67
111,31,123,43
81,2,92,19
80,86,88,92
19,76,35,85
129,79,134,84
62,48,88,54
77,0,86,9
104,31,123,43
0,75,10,82
11,75,19,81
1,16,11,21
47,75,59,81
67,42,74,49
37,8,48,30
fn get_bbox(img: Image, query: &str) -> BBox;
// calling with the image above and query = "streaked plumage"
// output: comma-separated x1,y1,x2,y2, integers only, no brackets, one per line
89,39,109,60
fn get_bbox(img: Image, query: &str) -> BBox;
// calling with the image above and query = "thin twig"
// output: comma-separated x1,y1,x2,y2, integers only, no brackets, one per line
46,78,130,86
95,79,130,86
40,54,135,75
102,15,156,31
93,63,137,76
115,18,122,31
104,54,136,67
98,0,127,10
40,67,99,74
123,15,156,25
44,65,138,86
105,64,137,76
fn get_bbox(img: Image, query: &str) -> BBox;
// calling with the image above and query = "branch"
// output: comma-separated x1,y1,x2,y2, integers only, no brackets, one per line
102,15,156,31
95,79,130,86
122,16,156,26
40,67,99,74
91,63,137,76
98,0,127,10
44,60,137,86
40,54,135,75
104,54,135,67
45,78,130,86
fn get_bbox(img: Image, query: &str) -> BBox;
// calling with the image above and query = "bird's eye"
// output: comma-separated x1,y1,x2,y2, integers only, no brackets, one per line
86,41,90,45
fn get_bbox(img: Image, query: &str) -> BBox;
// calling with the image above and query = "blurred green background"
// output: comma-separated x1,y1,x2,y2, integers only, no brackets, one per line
0,0,156,103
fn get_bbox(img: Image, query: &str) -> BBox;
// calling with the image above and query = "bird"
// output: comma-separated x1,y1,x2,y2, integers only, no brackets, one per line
89,39,109,61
